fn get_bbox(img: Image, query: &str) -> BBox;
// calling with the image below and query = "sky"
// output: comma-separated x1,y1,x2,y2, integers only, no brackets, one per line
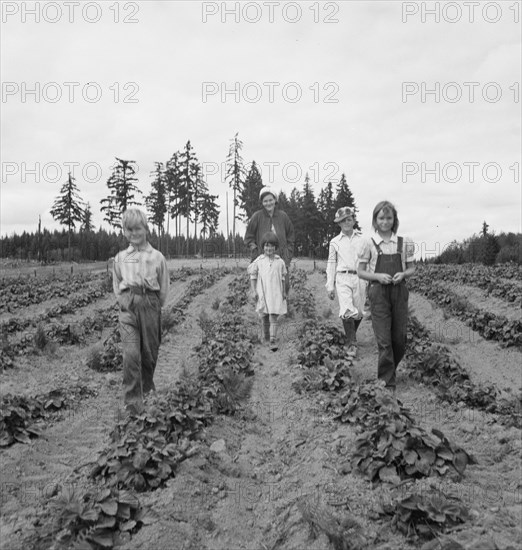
1,0,521,259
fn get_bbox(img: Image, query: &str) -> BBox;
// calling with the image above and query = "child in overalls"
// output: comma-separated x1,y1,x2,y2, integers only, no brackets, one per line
248,231,287,351
113,208,170,414
358,201,415,393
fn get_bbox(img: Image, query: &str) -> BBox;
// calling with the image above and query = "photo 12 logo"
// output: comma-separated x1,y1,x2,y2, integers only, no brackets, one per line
201,81,340,103
1,161,103,184
1,1,140,23
201,2,340,23
402,1,520,23
402,82,520,103
201,160,341,185
1,82,140,104
402,162,520,184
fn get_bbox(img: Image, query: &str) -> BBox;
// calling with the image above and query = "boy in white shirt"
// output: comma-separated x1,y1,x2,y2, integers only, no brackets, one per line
325,207,366,356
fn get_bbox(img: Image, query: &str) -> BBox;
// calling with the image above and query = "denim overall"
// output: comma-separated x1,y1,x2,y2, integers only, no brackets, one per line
368,237,409,388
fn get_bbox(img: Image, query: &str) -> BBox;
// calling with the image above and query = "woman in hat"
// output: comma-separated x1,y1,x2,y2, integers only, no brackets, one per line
244,186,295,292
326,207,367,357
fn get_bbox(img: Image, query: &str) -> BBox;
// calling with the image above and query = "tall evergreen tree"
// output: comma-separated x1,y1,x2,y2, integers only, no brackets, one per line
277,191,290,213
50,172,85,261
317,180,336,243
240,161,263,220
165,151,182,255
300,174,323,255
100,158,142,230
225,133,246,255
82,203,94,233
178,141,199,255
145,162,168,251
333,173,360,230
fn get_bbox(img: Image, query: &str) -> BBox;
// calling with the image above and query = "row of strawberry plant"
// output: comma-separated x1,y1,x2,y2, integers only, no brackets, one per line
404,315,522,428
413,264,522,305
408,277,522,348
46,273,254,548
1,268,212,370
0,271,108,313
0,385,97,447
87,267,233,373
1,283,112,335
289,272,475,544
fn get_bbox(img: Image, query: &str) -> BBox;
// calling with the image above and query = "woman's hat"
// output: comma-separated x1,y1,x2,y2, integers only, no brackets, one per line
334,207,354,223
259,186,277,201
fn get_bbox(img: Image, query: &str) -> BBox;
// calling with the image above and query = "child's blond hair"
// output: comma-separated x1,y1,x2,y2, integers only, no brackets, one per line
122,208,149,232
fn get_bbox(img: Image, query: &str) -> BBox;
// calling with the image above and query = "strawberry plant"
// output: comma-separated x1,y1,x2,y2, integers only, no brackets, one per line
91,377,210,491
382,491,469,540
52,485,152,549
352,394,477,483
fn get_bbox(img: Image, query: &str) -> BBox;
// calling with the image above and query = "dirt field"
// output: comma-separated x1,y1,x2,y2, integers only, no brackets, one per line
0,261,520,550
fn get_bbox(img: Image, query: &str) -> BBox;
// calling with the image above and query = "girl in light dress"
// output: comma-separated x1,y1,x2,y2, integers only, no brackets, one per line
248,232,287,351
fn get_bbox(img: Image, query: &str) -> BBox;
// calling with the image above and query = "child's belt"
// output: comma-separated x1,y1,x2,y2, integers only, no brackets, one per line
124,286,158,295
337,269,357,274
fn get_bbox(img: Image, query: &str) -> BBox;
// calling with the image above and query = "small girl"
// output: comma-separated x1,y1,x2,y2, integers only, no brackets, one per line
357,201,415,394
247,231,287,351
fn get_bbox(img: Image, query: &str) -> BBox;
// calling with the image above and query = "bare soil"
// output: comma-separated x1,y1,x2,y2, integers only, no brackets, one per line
0,263,521,550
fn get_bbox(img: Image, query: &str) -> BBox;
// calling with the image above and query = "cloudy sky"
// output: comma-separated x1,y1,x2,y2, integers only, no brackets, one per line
1,0,520,258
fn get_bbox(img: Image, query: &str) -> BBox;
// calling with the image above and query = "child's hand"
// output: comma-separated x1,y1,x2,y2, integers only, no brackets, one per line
392,272,405,284
328,291,335,300
377,273,393,285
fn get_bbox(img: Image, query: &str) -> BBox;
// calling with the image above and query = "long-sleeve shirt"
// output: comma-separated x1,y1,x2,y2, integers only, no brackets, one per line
244,208,295,266
325,230,365,293
112,242,170,306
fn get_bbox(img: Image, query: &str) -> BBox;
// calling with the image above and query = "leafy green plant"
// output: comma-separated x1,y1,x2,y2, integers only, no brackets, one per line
91,385,209,491
52,485,152,549
352,395,477,483
382,491,469,540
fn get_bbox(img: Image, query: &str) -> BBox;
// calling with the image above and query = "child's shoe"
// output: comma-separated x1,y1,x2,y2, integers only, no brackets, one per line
270,338,278,351
347,344,357,358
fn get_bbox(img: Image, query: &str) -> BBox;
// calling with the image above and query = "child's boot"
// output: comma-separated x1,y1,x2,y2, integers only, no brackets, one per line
342,317,357,357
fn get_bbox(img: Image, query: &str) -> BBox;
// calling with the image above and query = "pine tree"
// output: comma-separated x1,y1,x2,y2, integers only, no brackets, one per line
100,158,142,230
225,133,246,255
300,174,323,255
178,141,199,255
277,191,290,213
82,203,94,233
199,191,220,240
333,173,360,230
239,161,263,220
145,162,168,251
317,180,336,244
50,172,85,261
165,151,182,255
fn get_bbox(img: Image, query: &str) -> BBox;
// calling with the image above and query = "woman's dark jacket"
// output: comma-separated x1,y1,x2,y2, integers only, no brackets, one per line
244,208,295,266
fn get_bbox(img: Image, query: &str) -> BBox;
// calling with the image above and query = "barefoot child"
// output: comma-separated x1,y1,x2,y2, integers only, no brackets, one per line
247,232,287,351
357,201,415,393
325,207,366,357
113,208,170,414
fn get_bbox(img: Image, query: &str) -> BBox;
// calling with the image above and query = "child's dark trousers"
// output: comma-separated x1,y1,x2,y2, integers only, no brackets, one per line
119,288,161,413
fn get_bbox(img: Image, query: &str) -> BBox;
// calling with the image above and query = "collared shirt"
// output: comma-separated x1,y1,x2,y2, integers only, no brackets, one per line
325,230,364,292
113,242,170,306
359,231,415,274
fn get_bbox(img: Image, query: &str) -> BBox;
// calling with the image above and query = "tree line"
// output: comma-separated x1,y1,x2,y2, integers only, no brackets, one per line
3,133,364,262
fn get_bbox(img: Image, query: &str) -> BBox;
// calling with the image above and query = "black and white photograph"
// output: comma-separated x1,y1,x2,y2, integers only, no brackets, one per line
1,1,521,549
